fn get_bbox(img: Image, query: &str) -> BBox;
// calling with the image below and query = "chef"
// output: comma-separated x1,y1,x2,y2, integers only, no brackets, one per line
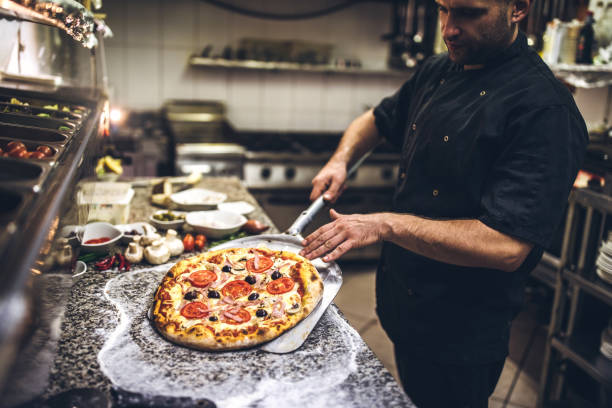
300,0,588,407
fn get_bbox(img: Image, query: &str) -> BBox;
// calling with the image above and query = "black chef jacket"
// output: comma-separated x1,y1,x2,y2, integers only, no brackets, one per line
373,32,588,364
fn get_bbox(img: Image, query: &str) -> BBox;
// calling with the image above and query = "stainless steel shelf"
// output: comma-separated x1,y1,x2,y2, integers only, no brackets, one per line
549,63,612,89
551,333,612,390
188,56,413,77
563,269,612,307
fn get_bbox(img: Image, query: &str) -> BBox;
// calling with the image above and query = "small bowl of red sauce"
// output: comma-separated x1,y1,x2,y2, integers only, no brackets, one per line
81,222,123,253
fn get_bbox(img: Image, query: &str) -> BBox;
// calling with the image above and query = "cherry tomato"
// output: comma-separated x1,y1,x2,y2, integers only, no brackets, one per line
0,147,3,154
180,302,209,319
188,270,217,287
28,151,46,159
36,145,53,157
9,148,27,158
194,234,206,250
182,234,194,251
266,277,295,295
221,280,251,299
6,141,25,151
221,308,251,325
246,256,274,273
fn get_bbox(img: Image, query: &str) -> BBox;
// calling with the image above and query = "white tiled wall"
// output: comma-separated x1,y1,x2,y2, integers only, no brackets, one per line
102,0,405,131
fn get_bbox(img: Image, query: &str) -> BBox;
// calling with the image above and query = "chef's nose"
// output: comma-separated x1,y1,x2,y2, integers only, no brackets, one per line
442,16,461,39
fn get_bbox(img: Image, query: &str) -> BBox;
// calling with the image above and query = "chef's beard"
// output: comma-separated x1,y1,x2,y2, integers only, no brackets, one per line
445,10,516,67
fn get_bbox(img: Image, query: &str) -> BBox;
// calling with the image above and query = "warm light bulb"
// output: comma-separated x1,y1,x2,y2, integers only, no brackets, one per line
110,108,123,123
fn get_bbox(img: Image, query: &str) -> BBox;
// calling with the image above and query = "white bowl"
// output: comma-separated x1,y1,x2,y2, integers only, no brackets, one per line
81,222,123,253
185,210,247,239
218,201,255,215
170,188,227,210
149,210,186,230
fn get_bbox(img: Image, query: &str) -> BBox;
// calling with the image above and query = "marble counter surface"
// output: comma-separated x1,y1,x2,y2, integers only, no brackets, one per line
6,177,414,408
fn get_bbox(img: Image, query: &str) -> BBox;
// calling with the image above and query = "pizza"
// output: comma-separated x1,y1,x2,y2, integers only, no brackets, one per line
151,246,324,351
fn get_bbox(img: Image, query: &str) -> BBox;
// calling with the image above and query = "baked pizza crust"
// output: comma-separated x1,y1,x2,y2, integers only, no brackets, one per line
152,247,324,351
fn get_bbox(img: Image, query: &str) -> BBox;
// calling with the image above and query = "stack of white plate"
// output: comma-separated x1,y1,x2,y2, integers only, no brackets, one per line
595,241,612,285
600,321,612,360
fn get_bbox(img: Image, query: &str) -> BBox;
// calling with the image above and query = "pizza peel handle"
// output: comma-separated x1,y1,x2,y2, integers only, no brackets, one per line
285,150,372,237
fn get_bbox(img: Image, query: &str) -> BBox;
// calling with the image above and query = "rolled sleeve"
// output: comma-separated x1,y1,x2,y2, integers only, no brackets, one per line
479,106,588,248
373,79,414,149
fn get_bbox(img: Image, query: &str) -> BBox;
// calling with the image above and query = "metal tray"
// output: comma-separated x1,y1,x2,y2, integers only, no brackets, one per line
213,234,343,353
0,93,89,117
0,156,52,192
0,187,32,258
0,122,69,144
0,112,76,135
0,102,84,123
0,137,62,162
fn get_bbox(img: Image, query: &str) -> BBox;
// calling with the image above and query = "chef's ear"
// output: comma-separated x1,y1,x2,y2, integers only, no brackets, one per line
510,0,530,24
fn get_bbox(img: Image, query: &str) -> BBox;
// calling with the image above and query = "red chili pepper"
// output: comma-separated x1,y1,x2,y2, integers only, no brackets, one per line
118,253,125,271
124,260,131,271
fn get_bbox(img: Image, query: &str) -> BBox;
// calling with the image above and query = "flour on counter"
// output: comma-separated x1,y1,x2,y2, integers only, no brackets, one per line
98,267,363,408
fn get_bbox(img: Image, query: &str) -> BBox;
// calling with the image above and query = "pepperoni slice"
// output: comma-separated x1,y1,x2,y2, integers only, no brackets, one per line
181,302,209,319
221,308,251,325
246,256,274,273
266,277,295,295
188,270,217,287
221,280,251,299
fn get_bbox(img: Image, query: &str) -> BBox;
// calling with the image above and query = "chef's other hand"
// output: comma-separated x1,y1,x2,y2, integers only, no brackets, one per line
310,161,347,204
300,209,385,262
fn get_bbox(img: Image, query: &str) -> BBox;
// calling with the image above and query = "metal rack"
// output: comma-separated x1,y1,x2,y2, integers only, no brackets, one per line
538,188,612,407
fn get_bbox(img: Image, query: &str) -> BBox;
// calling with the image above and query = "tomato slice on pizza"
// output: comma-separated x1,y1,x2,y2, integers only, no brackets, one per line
221,280,251,299
267,277,295,294
246,255,273,273
188,270,217,287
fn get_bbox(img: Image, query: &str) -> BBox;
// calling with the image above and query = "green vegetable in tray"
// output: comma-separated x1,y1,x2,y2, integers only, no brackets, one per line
37,113,51,118
43,104,59,110
153,211,185,222
58,125,71,131
210,231,247,248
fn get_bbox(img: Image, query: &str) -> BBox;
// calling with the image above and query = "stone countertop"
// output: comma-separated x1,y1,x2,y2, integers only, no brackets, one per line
29,177,413,407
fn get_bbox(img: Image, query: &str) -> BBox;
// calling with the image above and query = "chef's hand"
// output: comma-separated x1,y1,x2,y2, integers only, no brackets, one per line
300,209,385,262
310,160,348,204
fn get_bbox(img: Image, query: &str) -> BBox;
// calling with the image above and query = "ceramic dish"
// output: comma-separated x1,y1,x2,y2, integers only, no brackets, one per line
169,188,227,210
81,222,123,253
217,201,255,215
185,210,247,239
149,210,186,230
116,222,157,243
59,225,83,246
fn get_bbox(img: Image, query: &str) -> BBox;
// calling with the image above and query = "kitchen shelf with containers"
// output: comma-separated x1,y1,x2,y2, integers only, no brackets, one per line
538,187,612,407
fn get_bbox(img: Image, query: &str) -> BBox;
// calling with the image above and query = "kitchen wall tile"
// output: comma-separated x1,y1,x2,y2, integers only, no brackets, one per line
261,108,292,131
291,109,323,132
193,70,229,102
574,87,611,129
102,1,127,48
322,76,355,112
197,1,231,51
105,46,127,107
160,0,196,49
262,72,293,110
293,74,324,111
227,71,263,109
322,110,352,132
125,46,160,110
161,49,196,102
228,109,261,130
126,0,161,47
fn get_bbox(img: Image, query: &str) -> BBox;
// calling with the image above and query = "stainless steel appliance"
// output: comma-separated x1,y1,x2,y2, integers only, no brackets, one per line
170,128,399,260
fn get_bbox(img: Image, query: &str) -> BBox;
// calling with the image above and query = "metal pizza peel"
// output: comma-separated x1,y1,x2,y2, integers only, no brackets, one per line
147,152,370,353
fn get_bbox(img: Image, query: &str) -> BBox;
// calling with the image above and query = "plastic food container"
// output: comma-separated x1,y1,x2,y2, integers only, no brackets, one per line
77,182,134,224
